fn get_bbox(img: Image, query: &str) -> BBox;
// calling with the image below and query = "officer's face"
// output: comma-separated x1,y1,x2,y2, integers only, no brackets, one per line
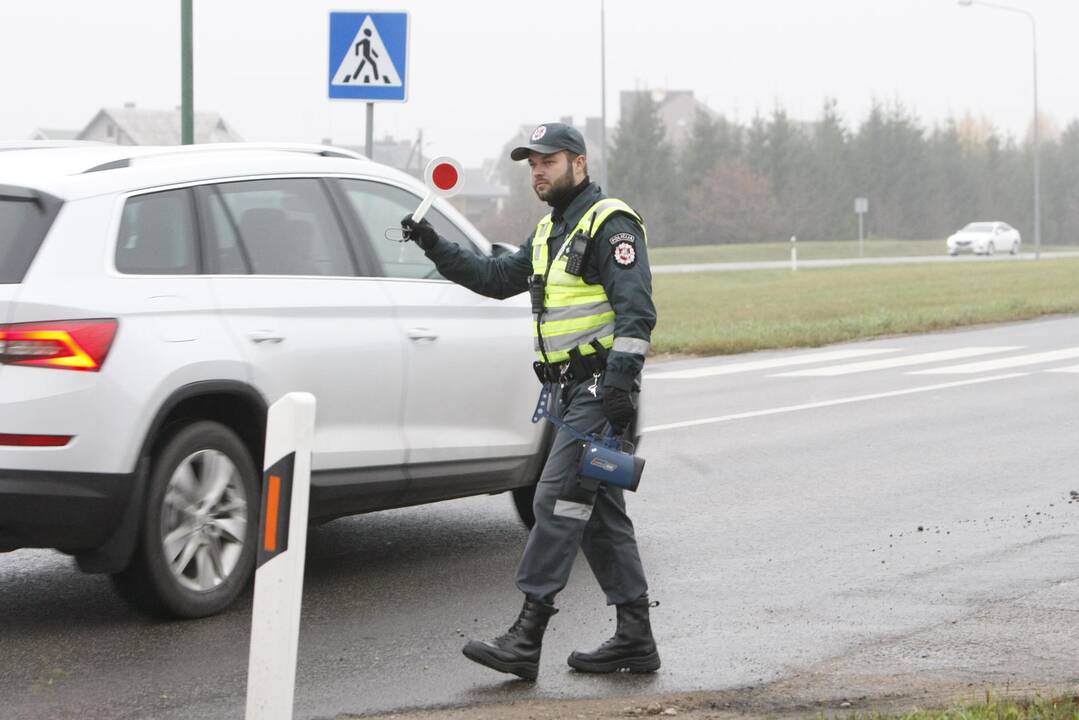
528,151,575,201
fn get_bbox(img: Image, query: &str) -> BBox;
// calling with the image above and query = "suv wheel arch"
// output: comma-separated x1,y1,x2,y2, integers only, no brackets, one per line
76,381,267,575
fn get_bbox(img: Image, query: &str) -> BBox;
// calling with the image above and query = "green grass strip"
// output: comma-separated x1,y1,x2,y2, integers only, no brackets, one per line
652,257,1079,356
837,695,1079,720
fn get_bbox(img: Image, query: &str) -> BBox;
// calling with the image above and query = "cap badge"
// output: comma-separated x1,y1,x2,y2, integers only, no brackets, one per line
531,125,548,142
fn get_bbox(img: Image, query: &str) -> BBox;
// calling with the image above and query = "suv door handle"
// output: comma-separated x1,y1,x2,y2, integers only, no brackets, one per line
248,330,285,344
407,328,439,342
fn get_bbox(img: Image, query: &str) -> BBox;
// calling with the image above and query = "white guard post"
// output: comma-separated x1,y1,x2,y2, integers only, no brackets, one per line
790,235,798,272
245,392,317,720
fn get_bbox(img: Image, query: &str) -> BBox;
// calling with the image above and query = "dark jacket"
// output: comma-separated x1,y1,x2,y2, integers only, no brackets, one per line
423,181,656,392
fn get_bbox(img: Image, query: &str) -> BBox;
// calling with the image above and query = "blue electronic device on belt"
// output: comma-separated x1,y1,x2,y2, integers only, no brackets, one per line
532,383,645,492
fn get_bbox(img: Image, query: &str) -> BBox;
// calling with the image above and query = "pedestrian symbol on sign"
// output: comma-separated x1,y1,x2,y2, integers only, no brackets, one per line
331,15,402,87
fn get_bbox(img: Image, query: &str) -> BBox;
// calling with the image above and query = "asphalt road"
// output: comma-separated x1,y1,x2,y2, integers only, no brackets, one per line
3,316,1079,719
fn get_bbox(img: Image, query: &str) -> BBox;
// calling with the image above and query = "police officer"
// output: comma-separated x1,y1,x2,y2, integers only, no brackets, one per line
400,122,659,681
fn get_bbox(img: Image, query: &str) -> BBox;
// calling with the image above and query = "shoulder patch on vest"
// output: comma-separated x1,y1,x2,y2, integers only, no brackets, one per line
608,231,637,246
613,241,637,268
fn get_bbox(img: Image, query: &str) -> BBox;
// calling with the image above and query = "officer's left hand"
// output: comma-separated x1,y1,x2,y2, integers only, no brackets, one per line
602,387,636,436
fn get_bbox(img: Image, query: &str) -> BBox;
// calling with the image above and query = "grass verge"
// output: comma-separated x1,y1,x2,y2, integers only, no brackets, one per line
648,240,1076,265
844,695,1079,720
651,257,1079,356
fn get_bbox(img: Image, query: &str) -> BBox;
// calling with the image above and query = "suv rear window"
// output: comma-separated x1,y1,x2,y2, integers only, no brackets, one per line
0,187,62,284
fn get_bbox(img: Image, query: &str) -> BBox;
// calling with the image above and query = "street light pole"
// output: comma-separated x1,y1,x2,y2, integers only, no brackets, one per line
599,0,609,190
958,0,1040,259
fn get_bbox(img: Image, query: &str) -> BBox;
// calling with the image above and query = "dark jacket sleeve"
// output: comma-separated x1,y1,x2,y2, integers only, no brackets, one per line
586,214,657,392
424,233,533,300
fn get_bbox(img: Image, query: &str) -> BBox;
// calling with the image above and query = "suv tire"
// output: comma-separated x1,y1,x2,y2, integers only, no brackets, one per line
112,421,258,618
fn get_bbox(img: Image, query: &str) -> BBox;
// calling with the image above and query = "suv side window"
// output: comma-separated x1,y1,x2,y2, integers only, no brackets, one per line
336,179,481,280
116,189,199,275
203,178,355,276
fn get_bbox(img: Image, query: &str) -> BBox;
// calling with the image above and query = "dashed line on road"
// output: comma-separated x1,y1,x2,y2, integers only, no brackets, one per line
640,372,1029,434
1046,364,1079,373
645,348,901,380
771,346,1022,377
909,347,1079,375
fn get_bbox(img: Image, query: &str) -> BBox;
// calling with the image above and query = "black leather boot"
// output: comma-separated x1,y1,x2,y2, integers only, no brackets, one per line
462,596,558,681
567,595,660,673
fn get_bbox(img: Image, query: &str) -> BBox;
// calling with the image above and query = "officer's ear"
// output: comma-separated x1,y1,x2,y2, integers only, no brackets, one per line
569,152,589,182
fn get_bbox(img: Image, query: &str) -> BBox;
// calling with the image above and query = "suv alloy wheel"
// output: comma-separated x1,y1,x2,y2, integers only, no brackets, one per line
112,421,259,618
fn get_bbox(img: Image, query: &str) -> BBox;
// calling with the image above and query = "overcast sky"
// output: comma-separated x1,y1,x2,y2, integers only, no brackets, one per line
2,0,1075,166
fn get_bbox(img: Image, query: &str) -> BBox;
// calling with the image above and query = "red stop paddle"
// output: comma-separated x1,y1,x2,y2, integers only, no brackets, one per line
412,156,464,222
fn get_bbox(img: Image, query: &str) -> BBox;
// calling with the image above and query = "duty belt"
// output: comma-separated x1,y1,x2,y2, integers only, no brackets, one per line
533,339,609,384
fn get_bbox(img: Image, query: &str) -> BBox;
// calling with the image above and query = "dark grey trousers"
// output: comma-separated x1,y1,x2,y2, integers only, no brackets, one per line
514,376,649,606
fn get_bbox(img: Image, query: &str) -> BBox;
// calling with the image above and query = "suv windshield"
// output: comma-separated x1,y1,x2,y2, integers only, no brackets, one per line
0,187,62,284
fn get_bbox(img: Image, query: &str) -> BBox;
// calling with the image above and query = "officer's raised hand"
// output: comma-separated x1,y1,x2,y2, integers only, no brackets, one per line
602,387,636,435
400,215,439,251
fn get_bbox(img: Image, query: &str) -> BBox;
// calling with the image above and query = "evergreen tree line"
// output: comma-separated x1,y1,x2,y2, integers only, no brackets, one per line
479,95,1079,248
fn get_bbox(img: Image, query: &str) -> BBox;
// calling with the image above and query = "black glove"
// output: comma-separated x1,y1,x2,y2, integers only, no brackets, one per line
400,215,439,251
602,387,636,436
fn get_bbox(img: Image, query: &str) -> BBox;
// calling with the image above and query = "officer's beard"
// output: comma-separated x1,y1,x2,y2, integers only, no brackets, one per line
539,171,591,215
535,162,577,205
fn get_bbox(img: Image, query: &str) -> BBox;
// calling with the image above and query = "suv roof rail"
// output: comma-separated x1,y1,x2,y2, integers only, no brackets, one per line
82,143,368,173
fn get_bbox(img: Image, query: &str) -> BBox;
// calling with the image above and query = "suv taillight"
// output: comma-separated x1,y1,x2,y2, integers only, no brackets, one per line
0,319,118,372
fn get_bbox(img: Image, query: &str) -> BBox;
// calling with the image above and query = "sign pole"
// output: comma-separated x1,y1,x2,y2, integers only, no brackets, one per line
365,102,374,159
245,393,317,720
858,213,864,258
854,197,868,258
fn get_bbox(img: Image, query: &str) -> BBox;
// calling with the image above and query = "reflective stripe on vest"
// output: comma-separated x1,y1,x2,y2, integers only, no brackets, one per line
531,198,646,363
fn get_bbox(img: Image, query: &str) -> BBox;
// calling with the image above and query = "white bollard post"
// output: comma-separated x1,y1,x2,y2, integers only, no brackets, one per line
790,235,798,272
245,392,317,720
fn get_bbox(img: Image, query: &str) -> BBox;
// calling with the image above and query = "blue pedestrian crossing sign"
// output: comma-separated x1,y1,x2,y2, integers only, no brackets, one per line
328,12,409,102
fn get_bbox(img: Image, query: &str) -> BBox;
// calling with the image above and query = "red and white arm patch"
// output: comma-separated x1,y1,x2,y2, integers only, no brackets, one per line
612,241,637,268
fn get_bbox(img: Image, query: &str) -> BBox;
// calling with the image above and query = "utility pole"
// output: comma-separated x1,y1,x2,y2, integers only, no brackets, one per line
599,0,609,190
957,0,1040,258
181,0,193,145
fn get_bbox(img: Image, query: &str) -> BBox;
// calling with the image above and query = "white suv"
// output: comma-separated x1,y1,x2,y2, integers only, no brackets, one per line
0,142,550,618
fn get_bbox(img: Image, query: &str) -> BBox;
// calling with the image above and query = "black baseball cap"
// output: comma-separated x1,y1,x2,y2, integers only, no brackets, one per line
510,122,588,161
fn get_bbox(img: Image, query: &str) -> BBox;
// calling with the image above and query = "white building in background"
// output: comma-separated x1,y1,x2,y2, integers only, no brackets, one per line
619,89,711,147
76,103,242,145
28,127,80,141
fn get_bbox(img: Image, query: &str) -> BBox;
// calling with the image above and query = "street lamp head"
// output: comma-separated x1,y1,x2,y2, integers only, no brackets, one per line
958,0,973,6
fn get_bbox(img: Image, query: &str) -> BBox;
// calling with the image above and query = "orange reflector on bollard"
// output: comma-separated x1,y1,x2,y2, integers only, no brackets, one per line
264,475,281,552
257,453,295,568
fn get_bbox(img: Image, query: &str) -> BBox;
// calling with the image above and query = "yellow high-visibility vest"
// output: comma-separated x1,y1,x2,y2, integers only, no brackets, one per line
531,198,646,363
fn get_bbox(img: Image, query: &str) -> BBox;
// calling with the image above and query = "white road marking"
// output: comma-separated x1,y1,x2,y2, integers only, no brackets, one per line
1046,364,1079,373
641,373,1028,434
645,348,901,380
771,347,1022,377
908,347,1079,375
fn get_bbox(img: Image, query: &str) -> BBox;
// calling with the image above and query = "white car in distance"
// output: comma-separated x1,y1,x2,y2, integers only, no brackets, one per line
946,221,1021,256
